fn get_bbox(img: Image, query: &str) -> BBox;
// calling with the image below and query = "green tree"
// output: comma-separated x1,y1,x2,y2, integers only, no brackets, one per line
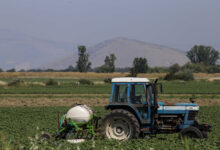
169,63,180,74
105,54,117,72
164,63,194,81
133,57,148,73
187,45,219,65
64,65,77,72
6,68,15,72
76,46,91,72
129,67,138,77
0,68,3,72
128,57,148,77
96,53,117,73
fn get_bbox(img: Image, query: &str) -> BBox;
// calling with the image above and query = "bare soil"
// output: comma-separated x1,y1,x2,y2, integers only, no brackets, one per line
0,97,109,107
0,97,219,107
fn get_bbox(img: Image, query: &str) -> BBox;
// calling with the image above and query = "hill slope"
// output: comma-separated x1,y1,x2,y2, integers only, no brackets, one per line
0,29,74,70
43,37,189,69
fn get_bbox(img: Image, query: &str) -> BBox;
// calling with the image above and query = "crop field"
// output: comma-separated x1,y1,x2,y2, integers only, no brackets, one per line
0,107,220,150
0,72,220,149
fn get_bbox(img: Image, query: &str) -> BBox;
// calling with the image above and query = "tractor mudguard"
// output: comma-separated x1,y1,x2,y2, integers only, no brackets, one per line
196,123,212,132
105,104,143,124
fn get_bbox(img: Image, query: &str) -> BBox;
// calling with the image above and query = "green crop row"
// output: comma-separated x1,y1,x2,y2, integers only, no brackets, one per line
0,106,219,150
162,80,220,94
0,80,220,94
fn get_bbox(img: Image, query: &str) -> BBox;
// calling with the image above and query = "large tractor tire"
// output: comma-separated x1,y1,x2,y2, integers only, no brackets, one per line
180,126,204,139
100,109,140,140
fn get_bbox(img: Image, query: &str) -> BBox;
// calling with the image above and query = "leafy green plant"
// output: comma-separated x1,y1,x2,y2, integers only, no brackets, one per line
175,69,194,81
7,80,26,86
46,79,58,86
103,78,112,84
78,79,94,85
0,132,11,150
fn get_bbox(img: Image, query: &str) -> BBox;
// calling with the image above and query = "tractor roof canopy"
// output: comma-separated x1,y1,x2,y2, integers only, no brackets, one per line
112,77,150,83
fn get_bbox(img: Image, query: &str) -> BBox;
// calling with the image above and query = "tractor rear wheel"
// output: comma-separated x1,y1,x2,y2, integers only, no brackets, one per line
180,126,204,139
100,109,140,140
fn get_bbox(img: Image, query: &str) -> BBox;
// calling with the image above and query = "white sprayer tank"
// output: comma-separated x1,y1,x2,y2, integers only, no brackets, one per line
66,105,93,123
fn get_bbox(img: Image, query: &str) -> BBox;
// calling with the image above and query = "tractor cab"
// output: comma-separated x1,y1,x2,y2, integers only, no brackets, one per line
110,77,152,104
107,77,158,125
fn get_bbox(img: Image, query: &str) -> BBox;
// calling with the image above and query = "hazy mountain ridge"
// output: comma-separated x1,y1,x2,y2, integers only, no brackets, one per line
0,30,190,70
42,37,190,70
0,29,74,70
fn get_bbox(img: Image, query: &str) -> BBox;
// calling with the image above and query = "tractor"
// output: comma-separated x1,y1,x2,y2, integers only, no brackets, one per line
53,77,211,141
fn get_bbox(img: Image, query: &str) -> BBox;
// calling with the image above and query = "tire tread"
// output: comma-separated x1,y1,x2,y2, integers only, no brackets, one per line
100,109,140,139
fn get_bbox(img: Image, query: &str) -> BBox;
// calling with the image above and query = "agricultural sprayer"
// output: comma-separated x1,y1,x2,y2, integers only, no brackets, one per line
43,77,211,141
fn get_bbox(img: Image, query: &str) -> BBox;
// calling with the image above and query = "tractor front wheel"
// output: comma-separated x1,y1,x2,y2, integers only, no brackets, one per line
180,126,204,139
100,109,140,140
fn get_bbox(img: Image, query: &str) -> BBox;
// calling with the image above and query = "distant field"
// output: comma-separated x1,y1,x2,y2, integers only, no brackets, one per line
0,72,164,79
0,72,220,79
0,80,219,94
0,77,219,107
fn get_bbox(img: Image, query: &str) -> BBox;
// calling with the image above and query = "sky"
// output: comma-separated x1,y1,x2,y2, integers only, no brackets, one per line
0,0,220,51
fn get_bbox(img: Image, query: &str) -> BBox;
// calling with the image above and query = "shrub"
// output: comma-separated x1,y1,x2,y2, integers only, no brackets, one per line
164,69,194,81
175,69,194,81
164,73,175,80
169,63,181,74
207,65,220,73
95,65,109,73
8,80,26,86
46,79,58,86
182,62,207,73
104,78,112,83
127,68,137,77
78,79,94,85
148,67,169,73
6,68,16,72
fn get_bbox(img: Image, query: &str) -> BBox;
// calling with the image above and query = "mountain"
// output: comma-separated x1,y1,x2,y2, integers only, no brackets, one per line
42,37,189,69
0,29,74,70
0,30,189,70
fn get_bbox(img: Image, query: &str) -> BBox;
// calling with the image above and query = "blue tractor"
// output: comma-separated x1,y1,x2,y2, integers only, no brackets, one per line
100,77,211,140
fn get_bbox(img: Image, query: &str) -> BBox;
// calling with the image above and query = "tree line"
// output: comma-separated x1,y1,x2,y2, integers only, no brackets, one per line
73,44,220,75
1,45,219,74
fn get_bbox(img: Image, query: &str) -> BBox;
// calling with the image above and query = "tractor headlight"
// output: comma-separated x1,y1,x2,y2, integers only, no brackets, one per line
186,106,199,111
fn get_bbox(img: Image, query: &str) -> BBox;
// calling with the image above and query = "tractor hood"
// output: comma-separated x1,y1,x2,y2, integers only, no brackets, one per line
158,102,199,111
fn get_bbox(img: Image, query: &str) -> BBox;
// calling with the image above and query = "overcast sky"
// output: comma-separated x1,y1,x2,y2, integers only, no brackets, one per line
0,0,220,51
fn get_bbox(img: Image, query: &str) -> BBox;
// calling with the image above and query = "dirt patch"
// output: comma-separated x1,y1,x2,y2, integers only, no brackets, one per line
29,82,46,86
0,97,219,107
0,97,109,107
94,81,105,85
207,77,220,82
0,80,7,86
0,94,110,97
